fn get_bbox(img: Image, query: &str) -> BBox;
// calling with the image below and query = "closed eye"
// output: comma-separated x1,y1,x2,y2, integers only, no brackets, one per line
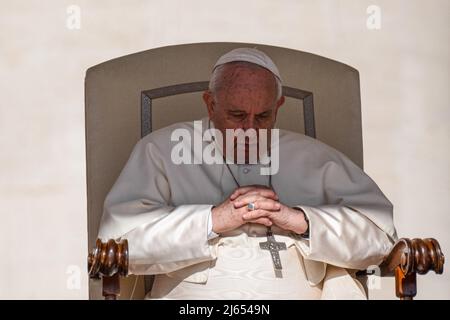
257,112,271,119
229,112,246,119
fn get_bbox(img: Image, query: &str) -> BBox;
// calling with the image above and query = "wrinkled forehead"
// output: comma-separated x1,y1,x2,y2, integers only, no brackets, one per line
216,61,277,83
215,63,278,99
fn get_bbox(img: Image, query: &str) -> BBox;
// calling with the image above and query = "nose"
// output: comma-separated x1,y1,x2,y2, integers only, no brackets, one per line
242,115,257,130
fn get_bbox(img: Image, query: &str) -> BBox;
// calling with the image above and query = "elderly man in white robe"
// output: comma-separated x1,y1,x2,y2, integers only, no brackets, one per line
98,48,398,300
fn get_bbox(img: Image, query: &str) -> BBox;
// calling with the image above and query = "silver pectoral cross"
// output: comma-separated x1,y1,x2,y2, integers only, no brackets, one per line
259,227,287,277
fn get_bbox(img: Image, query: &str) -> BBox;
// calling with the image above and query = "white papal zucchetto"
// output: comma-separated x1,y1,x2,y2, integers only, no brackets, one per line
213,47,282,82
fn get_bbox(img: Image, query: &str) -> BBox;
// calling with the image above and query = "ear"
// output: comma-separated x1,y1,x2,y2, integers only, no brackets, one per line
203,90,215,119
273,96,285,119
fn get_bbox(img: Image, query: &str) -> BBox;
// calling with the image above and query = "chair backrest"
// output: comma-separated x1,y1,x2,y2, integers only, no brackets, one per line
85,42,363,298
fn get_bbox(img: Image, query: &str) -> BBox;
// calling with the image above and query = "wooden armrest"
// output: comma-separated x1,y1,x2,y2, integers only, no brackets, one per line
88,239,129,300
378,238,444,300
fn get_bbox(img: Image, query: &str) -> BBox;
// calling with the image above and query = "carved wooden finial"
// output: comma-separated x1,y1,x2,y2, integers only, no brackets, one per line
380,238,445,300
88,238,129,278
88,238,129,299
403,238,444,275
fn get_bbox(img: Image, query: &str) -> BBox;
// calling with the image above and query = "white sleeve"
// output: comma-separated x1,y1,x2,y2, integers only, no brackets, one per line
292,154,397,270
207,209,220,240
97,138,219,275
293,205,394,270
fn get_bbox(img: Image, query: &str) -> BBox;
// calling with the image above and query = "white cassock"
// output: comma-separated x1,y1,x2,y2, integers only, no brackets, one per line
98,117,398,300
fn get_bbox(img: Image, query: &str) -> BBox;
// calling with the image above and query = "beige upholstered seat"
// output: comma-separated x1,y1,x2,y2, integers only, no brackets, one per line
85,42,363,299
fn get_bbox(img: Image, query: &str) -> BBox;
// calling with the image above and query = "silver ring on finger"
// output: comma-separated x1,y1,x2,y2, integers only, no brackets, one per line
247,202,256,211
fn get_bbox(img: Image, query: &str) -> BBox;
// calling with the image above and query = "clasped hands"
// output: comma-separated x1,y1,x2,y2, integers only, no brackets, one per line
211,185,308,235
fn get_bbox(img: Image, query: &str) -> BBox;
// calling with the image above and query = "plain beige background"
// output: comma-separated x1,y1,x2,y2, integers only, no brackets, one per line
0,0,448,299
